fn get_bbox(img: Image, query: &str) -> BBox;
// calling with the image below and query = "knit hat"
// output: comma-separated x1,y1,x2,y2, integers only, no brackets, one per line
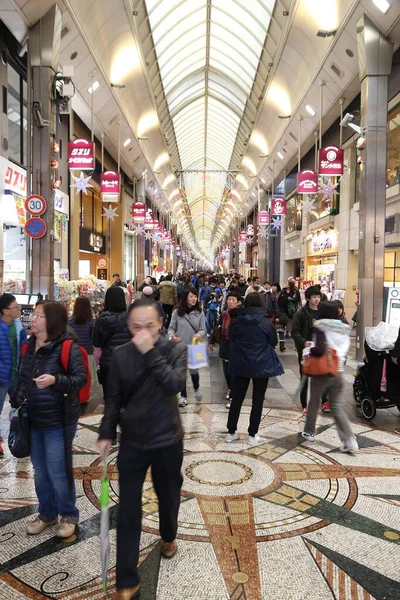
142,286,154,296
305,285,322,300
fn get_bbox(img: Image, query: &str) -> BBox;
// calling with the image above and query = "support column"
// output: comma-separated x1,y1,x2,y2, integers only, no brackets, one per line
136,177,145,285
234,219,240,273
356,15,393,360
257,188,267,281
29,5,62,298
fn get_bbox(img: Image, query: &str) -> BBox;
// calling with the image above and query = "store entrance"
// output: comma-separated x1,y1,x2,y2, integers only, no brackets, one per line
306,254,337,298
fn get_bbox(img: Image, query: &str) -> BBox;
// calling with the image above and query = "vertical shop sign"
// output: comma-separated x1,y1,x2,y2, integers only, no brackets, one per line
297,170,318,194
318,146,344,176
257,211,270,225
132,202,146,223
100,171,120,202
68,139,95,170
271,198,287,216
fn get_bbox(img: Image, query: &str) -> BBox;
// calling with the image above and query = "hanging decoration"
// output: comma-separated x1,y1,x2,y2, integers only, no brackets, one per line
53,179,61,190
246,236,254,245
70,172,93,194
319,180,338,202
300,197,316,215
271,217,283,231
257,226,268,238
102,204,119,222
50,159,59,170
271,198,287,216
132,224,145,236
144,231,153,241
52,142,60,154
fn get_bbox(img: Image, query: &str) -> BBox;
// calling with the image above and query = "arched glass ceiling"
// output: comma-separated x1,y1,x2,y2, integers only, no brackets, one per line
145,0,276,250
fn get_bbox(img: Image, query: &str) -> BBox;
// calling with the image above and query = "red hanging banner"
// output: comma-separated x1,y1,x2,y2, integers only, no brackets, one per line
100,171,120,195
271,198,287,216
257,211,270,226
318,146,344,175
132,202,146,223
68,138,95,170
297,170,318,194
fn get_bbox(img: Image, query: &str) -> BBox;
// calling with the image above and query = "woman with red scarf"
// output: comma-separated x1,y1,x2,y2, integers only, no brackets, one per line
209,290,242,408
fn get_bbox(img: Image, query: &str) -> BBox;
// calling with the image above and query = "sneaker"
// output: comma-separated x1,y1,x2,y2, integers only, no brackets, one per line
301,431,315,442
225,433,240,443
26,516,58,535
57,518,77,539
194,389,202,402
339,437,359,453
248,433,261,446
302,407,308,416
226,399,232,409
179,396,188,407
160,539,178,559
226,390,231,400
321,402,331,413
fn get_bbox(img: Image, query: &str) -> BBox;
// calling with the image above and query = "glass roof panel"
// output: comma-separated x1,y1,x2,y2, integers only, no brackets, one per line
209,58,253,93
213,0,266,44
210,24,259,68
149,0,205,43
157,23,206,69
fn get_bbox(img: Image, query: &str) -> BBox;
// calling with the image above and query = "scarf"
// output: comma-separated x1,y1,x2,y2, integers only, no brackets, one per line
222,310,232,340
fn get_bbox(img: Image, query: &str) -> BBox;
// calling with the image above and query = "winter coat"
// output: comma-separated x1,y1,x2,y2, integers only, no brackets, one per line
237,284,248,300
68,317,93,355
158,280,178,306
281,287,301,318
228,307,283,379
311,319,351,371
0,318,27,385
168,309,207,346
291,305,319,354
98,336,186,449
11,332,87,429
92,311,131,370
209,310,232,360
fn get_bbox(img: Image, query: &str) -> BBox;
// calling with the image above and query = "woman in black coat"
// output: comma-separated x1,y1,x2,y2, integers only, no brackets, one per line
226,293,284,446
92,287,132,396
10,301,87,539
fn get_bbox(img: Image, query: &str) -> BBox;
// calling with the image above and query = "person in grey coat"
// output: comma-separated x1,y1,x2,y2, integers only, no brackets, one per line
168,287,207,407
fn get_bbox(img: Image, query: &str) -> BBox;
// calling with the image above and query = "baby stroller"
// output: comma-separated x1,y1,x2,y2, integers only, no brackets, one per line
353,322,400,420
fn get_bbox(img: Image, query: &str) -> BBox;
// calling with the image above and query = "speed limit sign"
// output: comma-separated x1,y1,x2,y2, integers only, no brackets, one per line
25,194,47,216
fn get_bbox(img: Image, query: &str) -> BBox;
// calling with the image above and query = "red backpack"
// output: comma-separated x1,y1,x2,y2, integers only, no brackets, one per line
21,339,91,403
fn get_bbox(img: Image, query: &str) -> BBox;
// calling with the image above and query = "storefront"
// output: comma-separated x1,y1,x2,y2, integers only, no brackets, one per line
54,189,69,277
0,157,27,293
306,228,339,298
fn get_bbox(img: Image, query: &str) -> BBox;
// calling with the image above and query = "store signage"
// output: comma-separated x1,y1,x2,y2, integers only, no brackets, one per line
97,257,107,268
153,220,163,234
25,194,47,216
257,211,270,226
25,217,47,239
144,211,155,229
54,190,70,219
308,229,338,255
246,224,254,237
132,202,146,223
297,170,318,194
80,228,105,254
100,171,120,194
318,146,344,175
68,139,95,170
385,288,400,327
238,230,247,243
271,198,287,216
3,160,27,196
97,268,108,280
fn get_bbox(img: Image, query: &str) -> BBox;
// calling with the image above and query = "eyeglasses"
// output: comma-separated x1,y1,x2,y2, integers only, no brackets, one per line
32,313,46,319
6,304,20,310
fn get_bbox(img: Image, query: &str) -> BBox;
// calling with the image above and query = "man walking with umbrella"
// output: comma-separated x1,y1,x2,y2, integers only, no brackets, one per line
97,299,187,600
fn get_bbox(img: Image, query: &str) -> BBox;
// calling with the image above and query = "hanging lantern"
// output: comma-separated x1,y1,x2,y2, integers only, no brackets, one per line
132,202,146,223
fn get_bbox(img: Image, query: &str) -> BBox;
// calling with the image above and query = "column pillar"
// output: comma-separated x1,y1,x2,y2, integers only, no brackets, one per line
257,188,267,281
29,4,62,298
136,177,145,285
356,14,393,360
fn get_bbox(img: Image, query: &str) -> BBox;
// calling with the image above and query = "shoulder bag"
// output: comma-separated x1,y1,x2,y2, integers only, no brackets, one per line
302,346,339,377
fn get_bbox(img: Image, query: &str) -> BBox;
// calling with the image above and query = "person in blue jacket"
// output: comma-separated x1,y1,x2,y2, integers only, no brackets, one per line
0,293,27,456
226,292,283,446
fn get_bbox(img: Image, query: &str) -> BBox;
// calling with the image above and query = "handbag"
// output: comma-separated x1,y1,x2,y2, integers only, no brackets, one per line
187,337,208,370
8,401,30,458
215,326,221,344
302,346,339,377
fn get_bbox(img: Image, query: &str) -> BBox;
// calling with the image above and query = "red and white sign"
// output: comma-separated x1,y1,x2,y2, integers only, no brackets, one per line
297,170,318,194
100,171,120,196
318,146,344,176
144,211,155,229
271,198,287,216
239,229,247,243
1,159,27,196
153,220,163,234
25,194,47,216
25,217,47,238
68,138,95,170
246,223,254,237
132,202,146,223
257,211,270,226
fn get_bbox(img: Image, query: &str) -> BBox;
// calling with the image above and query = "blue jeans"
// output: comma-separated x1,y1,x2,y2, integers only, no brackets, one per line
206,309,218,334
30,424,79,522
0,377,16,441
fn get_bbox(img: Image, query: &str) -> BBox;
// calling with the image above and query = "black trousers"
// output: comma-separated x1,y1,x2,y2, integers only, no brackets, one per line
116,440,183,589
181,372,199,397
227,376,269,436
162,303,174,329
222,360,230,389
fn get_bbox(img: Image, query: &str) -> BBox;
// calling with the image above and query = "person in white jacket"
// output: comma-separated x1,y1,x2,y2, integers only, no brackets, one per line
302,302,359,453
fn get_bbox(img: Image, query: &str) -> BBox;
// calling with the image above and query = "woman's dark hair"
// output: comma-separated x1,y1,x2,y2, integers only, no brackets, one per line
104,286,127,313
272,282,281,293
244,292,264,308
72,296,93,324
178,287,201,316
226,290,242,302
36,300,68,341
128,297,164,318
318,301,340,320
335,300,345,312
288,279,296,291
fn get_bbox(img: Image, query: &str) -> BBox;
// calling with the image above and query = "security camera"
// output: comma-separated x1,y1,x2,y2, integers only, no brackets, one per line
32,101,48,128
340,113,354,127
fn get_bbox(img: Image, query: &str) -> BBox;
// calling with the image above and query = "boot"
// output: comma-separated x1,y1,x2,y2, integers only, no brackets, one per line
112,584,141,599
160,539,178,558
279,340,286,352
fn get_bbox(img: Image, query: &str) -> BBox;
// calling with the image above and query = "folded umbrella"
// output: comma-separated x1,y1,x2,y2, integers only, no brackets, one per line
99,459,110,593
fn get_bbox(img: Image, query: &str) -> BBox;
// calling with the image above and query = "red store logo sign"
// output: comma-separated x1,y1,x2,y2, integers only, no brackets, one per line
271,198,287,216
4,164,27,195
68,139,95,170
297,170,318,194
318,146,344,176
100,171,120,195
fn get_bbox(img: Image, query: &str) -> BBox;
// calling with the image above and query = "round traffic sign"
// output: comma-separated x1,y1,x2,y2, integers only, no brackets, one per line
25,217,47,239
25,194,47,216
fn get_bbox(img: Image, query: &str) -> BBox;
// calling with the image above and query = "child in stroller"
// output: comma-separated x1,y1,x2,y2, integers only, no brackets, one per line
353,322,400,420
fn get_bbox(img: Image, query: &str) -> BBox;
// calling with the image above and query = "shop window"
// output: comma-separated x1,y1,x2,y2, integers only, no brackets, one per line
285,195,302,234
383,251,400,287
387,102,400,187
7,63,27,166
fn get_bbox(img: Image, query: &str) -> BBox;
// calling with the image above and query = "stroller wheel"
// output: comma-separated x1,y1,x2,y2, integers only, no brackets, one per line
361,397,376,420
353,380,364,405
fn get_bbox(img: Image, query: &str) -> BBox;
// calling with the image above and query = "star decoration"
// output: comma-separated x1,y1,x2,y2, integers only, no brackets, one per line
152,232,161,242
300,197,316,215
271,217,283,231
247,236,254,245
145,231,153,241
70,172,93,194
102,204,119,222
258,226,267,238
133,224,145,236
319,181,338,201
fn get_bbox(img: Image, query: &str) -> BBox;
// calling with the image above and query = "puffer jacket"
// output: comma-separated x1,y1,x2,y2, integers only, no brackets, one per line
68,317,93,355
158,280,178,306
228,306,283,379
168,309,207,346
0,319,27,384
98,336,186,449
92,311,131,369
11,332,87,429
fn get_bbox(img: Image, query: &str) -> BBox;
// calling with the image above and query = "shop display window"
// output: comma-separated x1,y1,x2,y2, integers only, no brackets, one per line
285,195,302,234
387,102,400,187
7,63,27,166
384,251,400,287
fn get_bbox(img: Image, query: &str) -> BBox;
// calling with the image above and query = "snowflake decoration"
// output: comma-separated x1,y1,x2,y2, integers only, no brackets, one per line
247,236,254,245
152,232,161,242
271,217,283,231
145,231,153,241
319,181,338,201
300,197,316,215
102,204,119,222
164,243,171,251
133,224,145,236
70,172,93,194
258,226,267,238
